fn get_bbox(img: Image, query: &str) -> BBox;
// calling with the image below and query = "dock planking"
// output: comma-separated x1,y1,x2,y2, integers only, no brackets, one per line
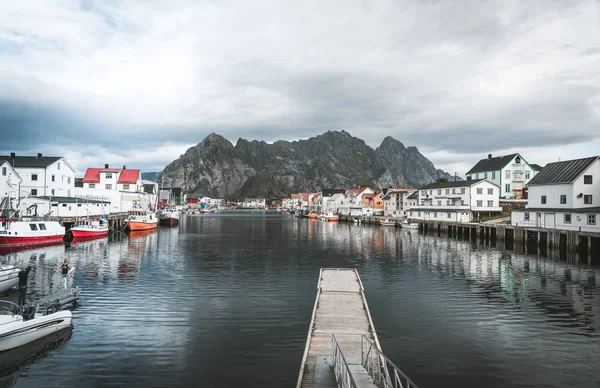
296,268,382,388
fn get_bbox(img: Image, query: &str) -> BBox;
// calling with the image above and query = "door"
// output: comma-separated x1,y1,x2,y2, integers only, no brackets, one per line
545,213,555,229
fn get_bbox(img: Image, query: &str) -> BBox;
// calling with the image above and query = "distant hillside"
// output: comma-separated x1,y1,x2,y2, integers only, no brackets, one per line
157,130,458,199
141,172,160,182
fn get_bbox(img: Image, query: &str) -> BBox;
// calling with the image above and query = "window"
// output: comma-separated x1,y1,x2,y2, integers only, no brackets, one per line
1,167,5,176
477,188,483,194
541,195,546,204
514,172,521,180
505,184,510,193
564,213,571,223
437,200,441,206
418,212,421,217
376,201,382,206
505,170,510,179
588,214,596,225
68,177,71,184
447,213,451,218
434,212,437,217
105,173,112,179
560,195,566,204
492,171,496,179
525,172,530,179
29,224,38,231
68,190,71,196
477,200,483,207
52,175,55,182
105,184,112,190
487,188,493,195
51,189,55,196
584,195,592,204
31,189,37,195
525,212,530,221
58,162,61,170
445,189,450,194
460,188,465,194
38,223,46,230
584,175,593,184
437,189,441,195
123,184,130,190
31,174,38,181
62,204,67,207
484,172,488,179
452,188,456,194
487,200,493,207
89,183,95,188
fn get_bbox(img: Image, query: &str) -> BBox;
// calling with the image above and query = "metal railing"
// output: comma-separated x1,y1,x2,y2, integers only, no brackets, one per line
361,335,419,388
331,334,358,388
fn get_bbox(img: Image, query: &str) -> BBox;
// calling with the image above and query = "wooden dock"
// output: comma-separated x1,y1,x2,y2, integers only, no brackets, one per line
296,268,382,388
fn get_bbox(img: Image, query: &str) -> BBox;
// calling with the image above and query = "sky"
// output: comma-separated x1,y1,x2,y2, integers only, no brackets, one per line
0,0,599,177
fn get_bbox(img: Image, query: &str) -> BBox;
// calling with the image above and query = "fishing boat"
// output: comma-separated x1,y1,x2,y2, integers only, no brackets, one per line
0,265,19,295
324,212,339,222
159,207,180,226
0,300,72,352
0,197,65,248
380,218,396,226
400,220,419,229
67,218,108,239
124,208,158,231
308,213,319,220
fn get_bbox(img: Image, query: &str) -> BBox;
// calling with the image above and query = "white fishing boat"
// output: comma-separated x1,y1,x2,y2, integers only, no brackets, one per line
159,206,180,226
380,218,396,226
0,301,72,352
400,220,419,229
0,265,19,295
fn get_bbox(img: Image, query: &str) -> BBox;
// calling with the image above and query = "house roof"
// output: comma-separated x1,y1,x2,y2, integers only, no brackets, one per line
419,179,487,190
118,169,140,184
363,192,381,199
530,164,544,171
466,153,519,175
321,189,346,197
34,196,109,204
82,168,102,183
526,156,599,186
407,191,419,200
0,155,63,169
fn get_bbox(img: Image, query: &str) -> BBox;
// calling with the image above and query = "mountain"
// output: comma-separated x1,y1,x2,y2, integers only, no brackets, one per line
141,172,160,181
157,130,457,199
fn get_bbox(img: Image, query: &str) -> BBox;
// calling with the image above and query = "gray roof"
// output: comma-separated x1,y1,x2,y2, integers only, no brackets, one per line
526,156,599,186
0,155,62,168
466,153,518,175
186,194,203,199
35,196,109,204
321,189,346,197
530,164,544,171
419,179,484,190
407,191,419,200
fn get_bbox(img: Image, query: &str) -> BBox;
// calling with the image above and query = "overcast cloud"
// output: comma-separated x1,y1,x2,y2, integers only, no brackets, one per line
1,0,599,176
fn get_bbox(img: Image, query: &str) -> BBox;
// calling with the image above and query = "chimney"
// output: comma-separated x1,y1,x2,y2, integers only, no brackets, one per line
10,152,15,159
37,153,42,159
123,165,126,169
105,164,109,168
488,154,492,159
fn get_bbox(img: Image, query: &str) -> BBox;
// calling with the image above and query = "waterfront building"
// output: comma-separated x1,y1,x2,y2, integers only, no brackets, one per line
465,153,539,198
0,153,76,198
511,156,599,232
185,194,202,209
242,198,266,208
18,196,110,218
408,180,502,223
0,159,22,203
383,188,416,218
82,164,143,193
323,193,348,214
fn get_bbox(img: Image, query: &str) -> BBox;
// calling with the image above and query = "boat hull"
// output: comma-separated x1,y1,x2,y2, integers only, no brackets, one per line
326,217,339,222
0,310,72,352
68,228,109,238
160,217,179,226
126,221,158,231
0,234,64,247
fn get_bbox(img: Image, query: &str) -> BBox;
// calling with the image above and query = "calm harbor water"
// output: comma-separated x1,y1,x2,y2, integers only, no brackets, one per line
0,210,598,387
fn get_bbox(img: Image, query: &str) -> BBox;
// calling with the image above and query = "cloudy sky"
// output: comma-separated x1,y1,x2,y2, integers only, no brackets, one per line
1,0,599,176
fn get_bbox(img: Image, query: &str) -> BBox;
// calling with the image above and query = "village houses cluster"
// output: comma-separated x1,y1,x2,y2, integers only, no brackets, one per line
282,153,600,233
1,151,598,233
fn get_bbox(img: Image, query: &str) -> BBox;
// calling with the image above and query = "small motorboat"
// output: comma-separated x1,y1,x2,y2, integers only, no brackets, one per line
324,212,339,222
0,300,72,352
308,213,319,220
380,218,396,226
400,220,419,229
67,218,109,239
0,265,20,295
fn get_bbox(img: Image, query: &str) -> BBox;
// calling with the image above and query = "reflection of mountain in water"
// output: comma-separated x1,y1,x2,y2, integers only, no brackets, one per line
0,327,72,388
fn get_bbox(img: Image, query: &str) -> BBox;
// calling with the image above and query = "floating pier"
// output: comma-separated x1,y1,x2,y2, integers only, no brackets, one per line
297,268,418,388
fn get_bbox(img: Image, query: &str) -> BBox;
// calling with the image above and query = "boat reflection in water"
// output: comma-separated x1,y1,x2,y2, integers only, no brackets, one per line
0,326,72,387
0,240,64,257
128,229,157,240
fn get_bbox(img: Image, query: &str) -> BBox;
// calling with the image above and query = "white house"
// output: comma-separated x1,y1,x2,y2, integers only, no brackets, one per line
384,188,416,218
82,164,143,193
408,179,502,223
200,197,223,208
345,186,375,207
19,196,110,218
0,153,76,198
511,156,599,232
465,153,540,198
0,160,22,203
324,193,348,214
242,198,266,208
